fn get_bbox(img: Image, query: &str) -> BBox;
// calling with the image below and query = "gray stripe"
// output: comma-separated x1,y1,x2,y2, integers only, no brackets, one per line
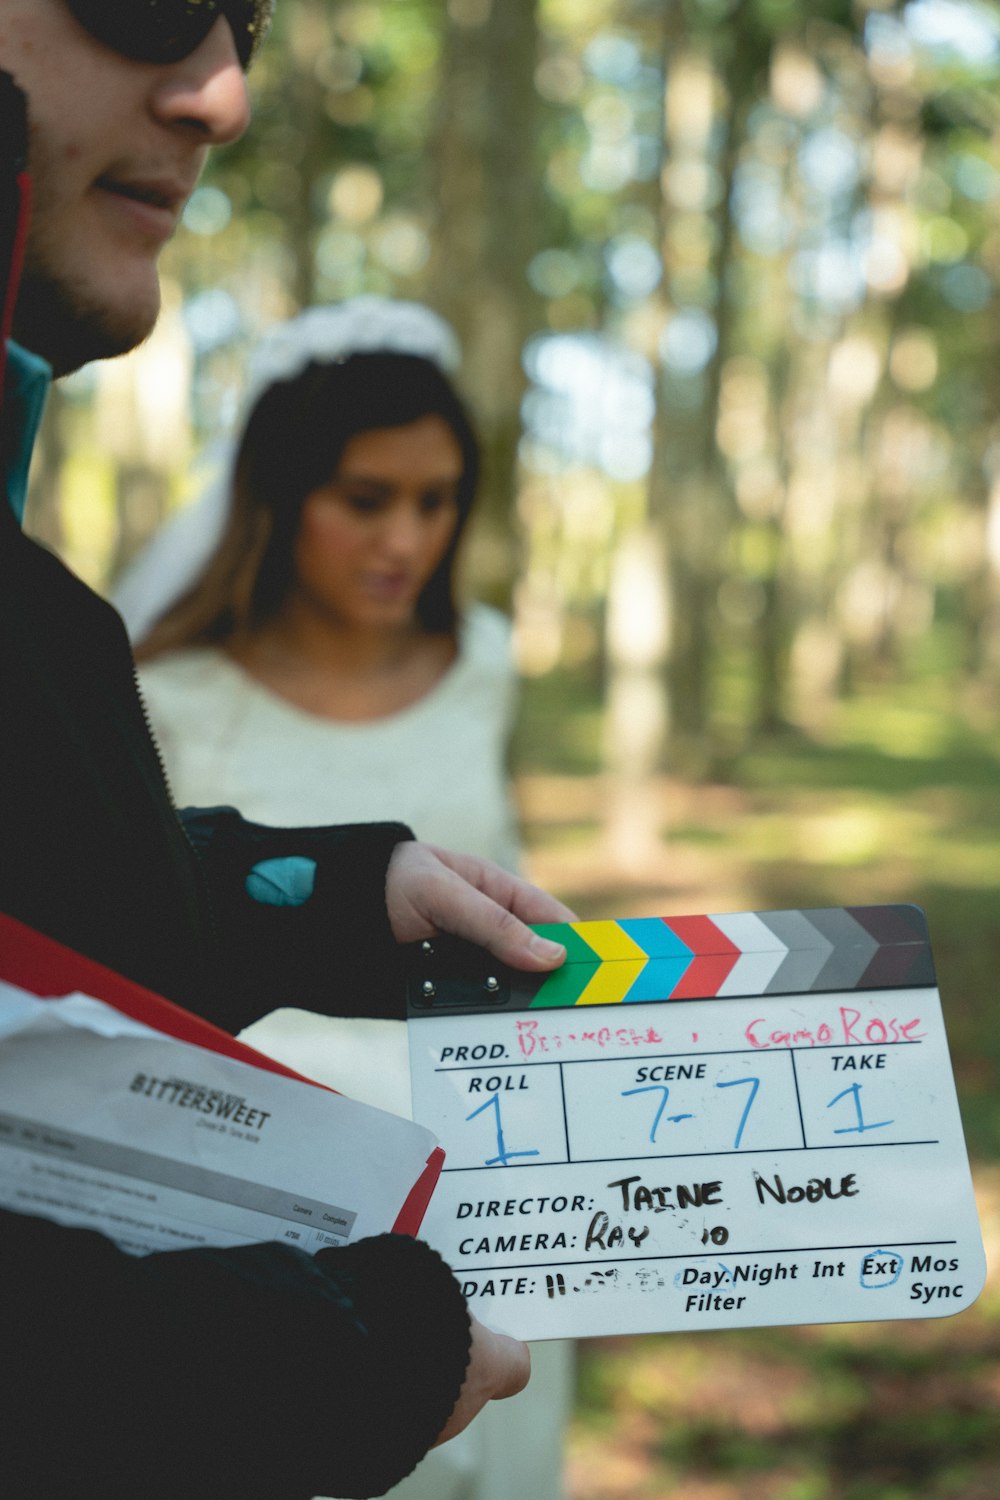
807,909,879,990
757,911,832,993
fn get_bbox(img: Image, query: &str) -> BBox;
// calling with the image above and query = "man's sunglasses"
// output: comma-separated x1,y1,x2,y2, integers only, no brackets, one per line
65,0,275,73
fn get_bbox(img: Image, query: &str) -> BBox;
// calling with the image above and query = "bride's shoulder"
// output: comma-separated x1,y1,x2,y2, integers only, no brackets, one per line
459,602,514,664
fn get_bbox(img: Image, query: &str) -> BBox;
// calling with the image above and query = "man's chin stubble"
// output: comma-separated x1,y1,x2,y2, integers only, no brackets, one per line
12,267,159,376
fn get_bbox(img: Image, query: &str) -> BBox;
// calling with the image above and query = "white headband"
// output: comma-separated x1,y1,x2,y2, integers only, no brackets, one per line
113,298,463,643
241,297,462,415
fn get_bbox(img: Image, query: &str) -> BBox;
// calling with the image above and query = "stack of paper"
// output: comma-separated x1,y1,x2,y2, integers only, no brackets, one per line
0,914,442,1255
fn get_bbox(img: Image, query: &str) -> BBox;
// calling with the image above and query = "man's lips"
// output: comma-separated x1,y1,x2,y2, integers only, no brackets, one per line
94,175,192,238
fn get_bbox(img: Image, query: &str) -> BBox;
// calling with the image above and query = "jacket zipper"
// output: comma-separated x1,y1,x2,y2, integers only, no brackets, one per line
131,657,222,955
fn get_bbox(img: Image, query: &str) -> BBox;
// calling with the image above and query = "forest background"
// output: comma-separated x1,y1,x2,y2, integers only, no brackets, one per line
23,1,1000,1495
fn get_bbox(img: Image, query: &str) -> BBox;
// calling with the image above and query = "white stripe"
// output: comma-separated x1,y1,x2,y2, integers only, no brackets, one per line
717,948,788,997
711,910,788,954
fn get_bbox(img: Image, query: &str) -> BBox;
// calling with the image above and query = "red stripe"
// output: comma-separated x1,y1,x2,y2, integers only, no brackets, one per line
664,914,740,957
664,915,739,998
0,908,319,1084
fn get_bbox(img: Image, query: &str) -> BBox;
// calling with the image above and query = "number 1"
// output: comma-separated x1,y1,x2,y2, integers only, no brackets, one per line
466,1094,540,1167
827,1082,893,1135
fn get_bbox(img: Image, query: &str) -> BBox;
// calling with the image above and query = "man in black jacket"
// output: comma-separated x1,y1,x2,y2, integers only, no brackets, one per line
0,3,573,1495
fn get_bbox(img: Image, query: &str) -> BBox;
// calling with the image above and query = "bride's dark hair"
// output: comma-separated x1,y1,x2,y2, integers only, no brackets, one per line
136,351,479,660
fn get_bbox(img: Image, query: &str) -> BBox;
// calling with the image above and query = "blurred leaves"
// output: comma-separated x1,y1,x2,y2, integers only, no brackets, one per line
26,0,1000,771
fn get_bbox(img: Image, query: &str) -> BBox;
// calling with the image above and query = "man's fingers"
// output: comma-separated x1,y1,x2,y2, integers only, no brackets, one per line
482,871,576,929
432,1318,530,1447
422,846,576,966
474,1320,531,1401
385,843,577,970
431,873,567,971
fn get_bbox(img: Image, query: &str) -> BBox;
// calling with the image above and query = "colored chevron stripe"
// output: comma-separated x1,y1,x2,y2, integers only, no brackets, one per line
523,904,932,1009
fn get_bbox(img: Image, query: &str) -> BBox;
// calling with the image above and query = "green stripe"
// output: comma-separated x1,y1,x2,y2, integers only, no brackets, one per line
531,962,599,1008
531,922,598,963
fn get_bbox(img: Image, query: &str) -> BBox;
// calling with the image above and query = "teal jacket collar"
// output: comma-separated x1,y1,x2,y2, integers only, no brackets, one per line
3,339,52,523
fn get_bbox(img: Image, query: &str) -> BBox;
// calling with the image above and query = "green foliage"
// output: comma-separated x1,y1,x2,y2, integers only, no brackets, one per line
36,0,1000,765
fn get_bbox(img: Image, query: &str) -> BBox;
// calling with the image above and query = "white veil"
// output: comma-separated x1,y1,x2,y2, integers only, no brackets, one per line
112,297,462,644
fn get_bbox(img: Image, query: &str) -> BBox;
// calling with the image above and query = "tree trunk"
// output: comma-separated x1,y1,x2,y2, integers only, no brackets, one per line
425,0,543,604
649,3,770,774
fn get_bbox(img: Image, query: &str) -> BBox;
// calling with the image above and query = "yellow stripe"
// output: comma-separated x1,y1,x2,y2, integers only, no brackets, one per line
573,920,646,962
576,959,647,1006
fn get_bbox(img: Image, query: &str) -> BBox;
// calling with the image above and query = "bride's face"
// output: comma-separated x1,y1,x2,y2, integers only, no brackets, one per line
290,415,463,630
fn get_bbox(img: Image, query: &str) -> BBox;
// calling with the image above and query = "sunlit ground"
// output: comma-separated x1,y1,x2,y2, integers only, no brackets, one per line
515,671,1000,1499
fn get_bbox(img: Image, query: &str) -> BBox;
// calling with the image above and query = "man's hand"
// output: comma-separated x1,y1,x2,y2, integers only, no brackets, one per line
385,843,576,971
432,1316,530,1447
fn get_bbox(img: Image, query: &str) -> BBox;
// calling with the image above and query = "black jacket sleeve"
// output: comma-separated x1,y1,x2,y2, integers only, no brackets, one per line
0,503,420,1029
179,806,416,1032
0,1209,471,1500
2,428,471,1500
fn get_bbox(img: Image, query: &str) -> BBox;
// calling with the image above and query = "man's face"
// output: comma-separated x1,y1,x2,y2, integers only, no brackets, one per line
0,0,251,373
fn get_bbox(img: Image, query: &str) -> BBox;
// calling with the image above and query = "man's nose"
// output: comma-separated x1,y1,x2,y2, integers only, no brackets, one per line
149,18,252,146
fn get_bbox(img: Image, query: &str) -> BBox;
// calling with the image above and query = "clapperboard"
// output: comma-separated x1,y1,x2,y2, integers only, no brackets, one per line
406,904,986,1340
